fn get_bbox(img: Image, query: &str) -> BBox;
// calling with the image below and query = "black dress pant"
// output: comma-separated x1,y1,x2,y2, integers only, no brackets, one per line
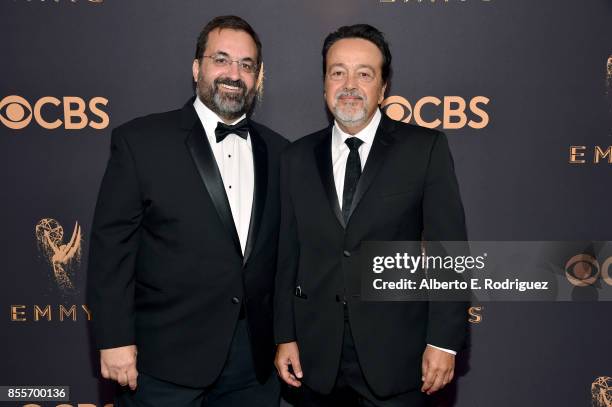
115,319,280,407
296,319,427,407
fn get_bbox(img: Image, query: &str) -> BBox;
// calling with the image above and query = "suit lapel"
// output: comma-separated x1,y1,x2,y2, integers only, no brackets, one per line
346,115,397,223
183,100,242,258
243,124,267,266
314,128,345,229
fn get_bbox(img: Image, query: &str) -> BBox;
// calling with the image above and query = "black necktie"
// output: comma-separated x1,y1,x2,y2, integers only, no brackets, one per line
342,137,364,223
214,119,249,143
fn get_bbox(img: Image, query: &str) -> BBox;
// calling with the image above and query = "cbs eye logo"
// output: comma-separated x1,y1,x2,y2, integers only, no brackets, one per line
0,95,109,130
381,95,490,130
565,254,612,287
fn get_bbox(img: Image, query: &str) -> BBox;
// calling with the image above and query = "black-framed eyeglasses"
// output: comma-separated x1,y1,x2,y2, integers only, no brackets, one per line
203,54,258,74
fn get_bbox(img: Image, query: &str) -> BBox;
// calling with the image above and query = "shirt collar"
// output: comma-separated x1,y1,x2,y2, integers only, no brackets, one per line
332,108,382,149
193,96,247,139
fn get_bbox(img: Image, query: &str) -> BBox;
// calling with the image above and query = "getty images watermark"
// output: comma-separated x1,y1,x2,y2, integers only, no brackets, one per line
356,241,612,301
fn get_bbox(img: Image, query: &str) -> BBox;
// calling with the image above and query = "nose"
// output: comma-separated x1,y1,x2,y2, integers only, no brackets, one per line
226,61,241,80
344,71,359,90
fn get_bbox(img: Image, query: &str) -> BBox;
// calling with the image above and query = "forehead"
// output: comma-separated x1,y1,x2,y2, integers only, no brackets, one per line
326,38,383,70
205,28,257,59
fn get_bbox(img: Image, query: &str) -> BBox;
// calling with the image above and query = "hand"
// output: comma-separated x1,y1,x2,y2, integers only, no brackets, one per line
100,345,138,390
275,341,303,387
421,345,455,395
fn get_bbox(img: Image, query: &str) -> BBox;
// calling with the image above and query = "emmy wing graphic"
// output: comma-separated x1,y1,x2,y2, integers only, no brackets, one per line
592,377,612,407
35,218,82,292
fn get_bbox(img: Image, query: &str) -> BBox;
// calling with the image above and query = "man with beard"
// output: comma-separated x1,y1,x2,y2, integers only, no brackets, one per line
274,24,468,406
88,15,287,407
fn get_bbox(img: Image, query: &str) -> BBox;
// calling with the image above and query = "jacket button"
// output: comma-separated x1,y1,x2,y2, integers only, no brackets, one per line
343,250,351,257
231,296,240,304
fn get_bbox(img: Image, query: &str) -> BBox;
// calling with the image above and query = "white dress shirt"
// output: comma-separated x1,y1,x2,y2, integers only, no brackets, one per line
193,97,254,255
331,108,456,356
332,109,381,208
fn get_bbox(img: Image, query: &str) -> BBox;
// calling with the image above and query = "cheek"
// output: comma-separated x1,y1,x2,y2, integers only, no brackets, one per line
324,90,336,110
243,76,257,90
200,69,217,85
365,87,382,105
325,83,338,100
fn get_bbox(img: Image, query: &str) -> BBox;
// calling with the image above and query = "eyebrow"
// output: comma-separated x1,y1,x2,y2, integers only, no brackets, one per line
328,63,375,71
212,50,256,63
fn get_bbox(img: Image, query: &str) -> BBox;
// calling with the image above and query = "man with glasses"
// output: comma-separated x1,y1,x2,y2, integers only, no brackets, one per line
88,15,287,407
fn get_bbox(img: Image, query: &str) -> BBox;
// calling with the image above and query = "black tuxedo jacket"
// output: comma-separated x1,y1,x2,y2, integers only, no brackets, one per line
274,115,468,397
87,98,288,388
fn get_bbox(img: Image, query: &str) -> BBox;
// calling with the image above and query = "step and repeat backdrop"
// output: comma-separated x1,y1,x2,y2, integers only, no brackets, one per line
1,0,611,406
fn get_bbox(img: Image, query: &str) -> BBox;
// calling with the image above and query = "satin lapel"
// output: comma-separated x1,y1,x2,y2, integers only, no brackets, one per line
183,102,242,258
243,124,267,266
346,116,397,223
314,128,345,229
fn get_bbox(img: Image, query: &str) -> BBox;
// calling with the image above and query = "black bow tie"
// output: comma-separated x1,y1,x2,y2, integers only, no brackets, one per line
214,119,249,143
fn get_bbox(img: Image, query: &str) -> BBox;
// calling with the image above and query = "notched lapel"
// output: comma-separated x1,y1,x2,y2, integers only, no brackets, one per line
314,129,345,229
346,116,397,223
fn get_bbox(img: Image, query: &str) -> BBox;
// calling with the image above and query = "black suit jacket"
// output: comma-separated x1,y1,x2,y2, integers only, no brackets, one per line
274,115,468,397
87,98,288,388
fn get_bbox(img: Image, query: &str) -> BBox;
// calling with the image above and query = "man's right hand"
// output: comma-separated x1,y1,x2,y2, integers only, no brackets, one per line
100,345,138,390
275,341,303,387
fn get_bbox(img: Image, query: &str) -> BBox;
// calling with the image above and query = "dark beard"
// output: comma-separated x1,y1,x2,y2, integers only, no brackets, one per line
197,75,256,121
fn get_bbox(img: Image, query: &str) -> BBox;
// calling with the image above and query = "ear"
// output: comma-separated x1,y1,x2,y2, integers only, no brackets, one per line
192,59,200,83
378,83,387,104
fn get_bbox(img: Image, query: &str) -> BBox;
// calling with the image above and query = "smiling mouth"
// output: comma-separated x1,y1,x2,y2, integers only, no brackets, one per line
339,96,363,102
219,83,242,92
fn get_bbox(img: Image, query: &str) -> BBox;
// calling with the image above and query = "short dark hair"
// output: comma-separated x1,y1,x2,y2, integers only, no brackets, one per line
195,15,262,72
322,24,392,84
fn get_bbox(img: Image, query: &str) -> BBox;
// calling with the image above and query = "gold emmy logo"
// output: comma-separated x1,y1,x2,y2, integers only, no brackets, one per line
592,377,612,407
568,57,612,164
381,95,490,130
35,218,82,292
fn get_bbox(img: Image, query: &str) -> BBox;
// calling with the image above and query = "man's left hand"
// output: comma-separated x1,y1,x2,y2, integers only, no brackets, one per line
421,345,455,395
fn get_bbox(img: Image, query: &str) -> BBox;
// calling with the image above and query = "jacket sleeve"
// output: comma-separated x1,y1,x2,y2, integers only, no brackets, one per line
87,126,144,350
422,131,469,352
274,148,300,344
